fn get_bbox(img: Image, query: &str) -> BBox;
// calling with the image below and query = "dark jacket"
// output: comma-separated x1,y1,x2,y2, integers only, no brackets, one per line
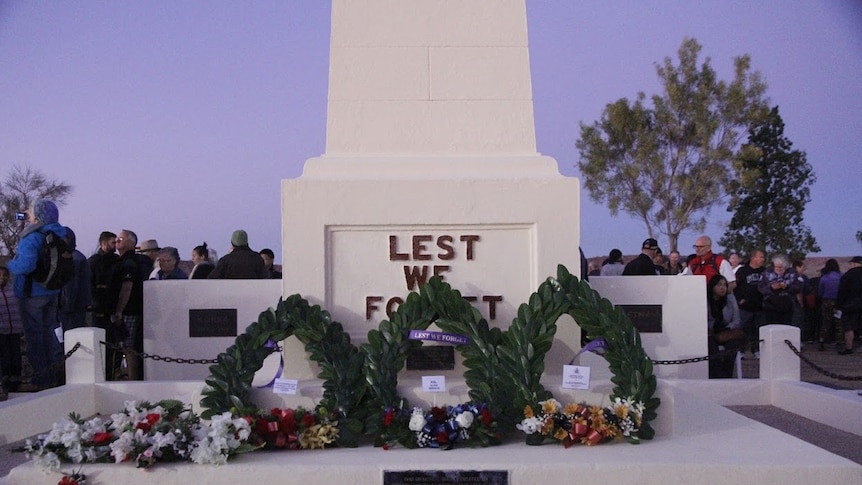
7,222,68,298
622,253,658,276
836,266,862,314
734,265,765,312
208,246,268,279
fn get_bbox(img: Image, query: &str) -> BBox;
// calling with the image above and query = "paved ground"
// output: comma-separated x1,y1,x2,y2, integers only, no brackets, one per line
2,342,860,479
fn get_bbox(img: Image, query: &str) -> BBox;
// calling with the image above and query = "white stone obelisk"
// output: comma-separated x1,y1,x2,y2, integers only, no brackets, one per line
282,0,580,379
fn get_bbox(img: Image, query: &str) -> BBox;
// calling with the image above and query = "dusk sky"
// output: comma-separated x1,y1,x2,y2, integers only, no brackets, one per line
2,1,860,264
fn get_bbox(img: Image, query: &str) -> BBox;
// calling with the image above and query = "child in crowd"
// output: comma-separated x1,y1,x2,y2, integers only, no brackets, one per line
0,266,23,400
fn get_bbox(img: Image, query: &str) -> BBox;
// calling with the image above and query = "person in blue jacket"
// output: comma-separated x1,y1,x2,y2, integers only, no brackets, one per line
7,199,67,390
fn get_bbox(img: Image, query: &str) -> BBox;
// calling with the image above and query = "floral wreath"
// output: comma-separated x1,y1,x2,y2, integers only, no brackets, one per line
200,264,659,447
24,264,658,483
199,295,367,446
363,264,659,446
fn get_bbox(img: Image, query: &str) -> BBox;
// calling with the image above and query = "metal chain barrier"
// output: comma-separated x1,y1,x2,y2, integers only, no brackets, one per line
100,341,220,365
650,346,739,366
13,340,861,382
784,339,862,382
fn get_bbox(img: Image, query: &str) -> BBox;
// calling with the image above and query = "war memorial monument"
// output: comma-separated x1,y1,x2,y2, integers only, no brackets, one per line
2,1,861,484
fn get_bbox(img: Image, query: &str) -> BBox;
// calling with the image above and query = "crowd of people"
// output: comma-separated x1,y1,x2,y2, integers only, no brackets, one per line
2,200,861,396
591,235,862,378
0,200,282,400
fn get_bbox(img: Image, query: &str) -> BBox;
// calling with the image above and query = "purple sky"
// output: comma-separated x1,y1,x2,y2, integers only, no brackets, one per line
2,1,860,263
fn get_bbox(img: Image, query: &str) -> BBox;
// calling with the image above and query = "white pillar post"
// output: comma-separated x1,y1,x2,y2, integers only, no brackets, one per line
64,327,106,384
759,324,800,381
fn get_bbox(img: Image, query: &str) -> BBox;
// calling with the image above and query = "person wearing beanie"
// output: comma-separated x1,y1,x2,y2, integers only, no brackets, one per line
7,199,68,390
60,226,92,332
231,230,248,247
207,229,268,279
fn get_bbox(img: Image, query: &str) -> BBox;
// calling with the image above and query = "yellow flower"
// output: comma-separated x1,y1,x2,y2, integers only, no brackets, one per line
614,404,629,420
299,424,338,449
540,399,560,414
563,402,580,416
523,405,534,419
540,418,555,436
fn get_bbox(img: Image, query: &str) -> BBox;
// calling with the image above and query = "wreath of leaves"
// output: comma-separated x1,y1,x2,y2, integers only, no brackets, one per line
201,264,659,445
550,264,659,438
362,264,659,440
360,278,490,444
199,294,367,446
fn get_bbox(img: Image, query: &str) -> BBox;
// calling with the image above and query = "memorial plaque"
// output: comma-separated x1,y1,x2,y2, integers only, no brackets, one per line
406,346,455,370
188,309,238,338
618,304,663,333
384,470,508,485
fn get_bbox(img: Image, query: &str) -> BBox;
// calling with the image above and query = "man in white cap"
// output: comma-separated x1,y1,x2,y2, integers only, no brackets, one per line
138,239,160,279
207,229,268,279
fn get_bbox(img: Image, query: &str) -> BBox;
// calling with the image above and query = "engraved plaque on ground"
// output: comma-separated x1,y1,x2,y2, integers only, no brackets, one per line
188,309,238,338
618,304,663,333
384,470,508,485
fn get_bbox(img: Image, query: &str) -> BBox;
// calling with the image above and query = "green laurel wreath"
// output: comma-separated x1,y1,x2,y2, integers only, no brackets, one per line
199,294,366,446
200,264,659,443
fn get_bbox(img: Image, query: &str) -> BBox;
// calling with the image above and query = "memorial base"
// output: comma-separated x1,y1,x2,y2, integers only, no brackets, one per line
8,383,860,485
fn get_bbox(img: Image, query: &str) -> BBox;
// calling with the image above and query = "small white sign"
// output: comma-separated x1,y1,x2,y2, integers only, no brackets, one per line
422,375,446,393
273,378,298,395
54,326,64,343
562,365,590,390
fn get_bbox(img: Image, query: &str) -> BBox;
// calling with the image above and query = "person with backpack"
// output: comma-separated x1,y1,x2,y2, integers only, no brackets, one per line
682,235,737,292
59,227,91,333
6,199,69,391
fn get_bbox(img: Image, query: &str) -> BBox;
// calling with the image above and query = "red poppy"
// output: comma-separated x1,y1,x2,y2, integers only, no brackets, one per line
281,413,297,433
92,432,113,445
136,413,161,432
430,407,446,422
301,413,316,428
383,409,395,427
58,472,85,485
480,409,493,426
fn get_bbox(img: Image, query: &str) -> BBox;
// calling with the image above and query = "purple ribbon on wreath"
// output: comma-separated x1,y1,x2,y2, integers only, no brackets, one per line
255,338,284,388
568,338,607,365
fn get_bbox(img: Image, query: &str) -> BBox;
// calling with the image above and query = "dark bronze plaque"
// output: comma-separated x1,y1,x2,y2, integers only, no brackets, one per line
618,304,662,333
384,470,508,485
188,309,238,338
406,346,455,370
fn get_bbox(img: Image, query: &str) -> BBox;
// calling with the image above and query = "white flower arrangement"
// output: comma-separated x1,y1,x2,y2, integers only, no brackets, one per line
23,399,255,474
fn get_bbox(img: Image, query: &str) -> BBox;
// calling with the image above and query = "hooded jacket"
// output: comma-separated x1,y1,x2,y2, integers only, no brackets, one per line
7,200,68,298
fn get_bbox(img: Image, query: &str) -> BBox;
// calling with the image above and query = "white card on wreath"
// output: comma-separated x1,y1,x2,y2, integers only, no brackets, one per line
422,375,446,392
562,365,590,390
273,378,298,395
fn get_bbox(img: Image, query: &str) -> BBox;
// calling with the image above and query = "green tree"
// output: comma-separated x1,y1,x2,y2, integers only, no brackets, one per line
719,106,819,260
0,165,72,256
576,37,768,252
